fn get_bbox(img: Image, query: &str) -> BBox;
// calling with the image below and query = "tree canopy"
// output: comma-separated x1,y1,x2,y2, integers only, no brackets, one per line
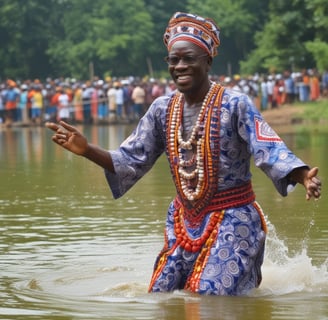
0,0,327,81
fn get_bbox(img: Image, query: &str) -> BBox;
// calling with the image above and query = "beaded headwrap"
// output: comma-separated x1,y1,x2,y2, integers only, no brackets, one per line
163,12,220,57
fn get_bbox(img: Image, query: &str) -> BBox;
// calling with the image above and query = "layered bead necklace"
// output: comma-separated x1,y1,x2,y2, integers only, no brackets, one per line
166,82,224,225
168,82,215,201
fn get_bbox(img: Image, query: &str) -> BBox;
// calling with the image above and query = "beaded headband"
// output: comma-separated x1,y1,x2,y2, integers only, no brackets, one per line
163,12,221,57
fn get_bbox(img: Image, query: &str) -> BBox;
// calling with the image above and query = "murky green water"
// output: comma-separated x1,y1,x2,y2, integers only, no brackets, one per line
0,124,327,320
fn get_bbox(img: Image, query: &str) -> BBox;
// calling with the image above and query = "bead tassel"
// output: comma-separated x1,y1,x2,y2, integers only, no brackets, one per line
174,208,224,253
183,210,224,292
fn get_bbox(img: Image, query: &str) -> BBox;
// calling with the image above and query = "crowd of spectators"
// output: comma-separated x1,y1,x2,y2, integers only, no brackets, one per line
224,68,327,111
1,68,327,127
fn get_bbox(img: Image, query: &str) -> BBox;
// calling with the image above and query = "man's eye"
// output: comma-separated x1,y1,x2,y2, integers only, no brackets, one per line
169,57,180,65
183,56,196,64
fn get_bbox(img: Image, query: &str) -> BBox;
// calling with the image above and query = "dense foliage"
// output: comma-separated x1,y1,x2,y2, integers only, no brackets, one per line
0,0,327,80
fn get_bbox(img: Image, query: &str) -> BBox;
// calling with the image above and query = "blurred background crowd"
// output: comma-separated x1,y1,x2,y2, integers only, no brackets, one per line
1,68,327,127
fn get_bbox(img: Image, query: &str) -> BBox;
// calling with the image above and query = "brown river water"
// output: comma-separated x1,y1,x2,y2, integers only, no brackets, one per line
0,124,327,320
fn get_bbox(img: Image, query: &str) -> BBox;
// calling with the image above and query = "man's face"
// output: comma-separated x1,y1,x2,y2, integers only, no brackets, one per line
167,41,212,99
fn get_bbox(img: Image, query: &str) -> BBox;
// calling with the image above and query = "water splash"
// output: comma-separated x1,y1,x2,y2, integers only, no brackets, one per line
255,221,328,297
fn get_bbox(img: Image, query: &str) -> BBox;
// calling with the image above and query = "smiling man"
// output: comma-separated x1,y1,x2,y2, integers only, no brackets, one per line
46,12,321,296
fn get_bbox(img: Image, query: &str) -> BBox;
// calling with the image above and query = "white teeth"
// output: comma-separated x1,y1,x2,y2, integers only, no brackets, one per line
178,76,189,80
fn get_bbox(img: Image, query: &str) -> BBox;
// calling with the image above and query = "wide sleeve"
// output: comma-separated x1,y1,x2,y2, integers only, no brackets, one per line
231,91,308,196
105,97,168,198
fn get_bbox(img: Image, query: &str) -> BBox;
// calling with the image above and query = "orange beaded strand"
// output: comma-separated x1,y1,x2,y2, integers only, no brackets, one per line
183,211,224,292
174,208,224,253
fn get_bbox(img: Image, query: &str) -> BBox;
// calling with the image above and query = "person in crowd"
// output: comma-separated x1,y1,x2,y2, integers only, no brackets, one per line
30,85,44,124
18,84,29,123
81,81,93,124
272,78,284,108
90,82,99,121
299,69,310,102
50,86,61,121
284,70,295,104
122,81,133,121
107,82,117,122
72,83,84,123
114,82,124,120
48,12,322,296
4,80,20,125
151,80,164,101
131,81,146,120
310,69,320,101
95,80,107,120
43,84,57,122
57,87,70,122
267,75,274,109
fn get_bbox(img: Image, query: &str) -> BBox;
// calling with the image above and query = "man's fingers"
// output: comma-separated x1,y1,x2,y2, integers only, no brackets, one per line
59,121,78,133
306,179,321,201
308,167,319,179
45,122,60,132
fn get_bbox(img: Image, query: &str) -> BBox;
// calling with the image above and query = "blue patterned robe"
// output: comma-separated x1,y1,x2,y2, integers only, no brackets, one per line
105,87,307,295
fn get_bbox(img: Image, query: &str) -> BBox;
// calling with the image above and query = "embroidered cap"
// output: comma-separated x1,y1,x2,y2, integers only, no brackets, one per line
163,12,220,57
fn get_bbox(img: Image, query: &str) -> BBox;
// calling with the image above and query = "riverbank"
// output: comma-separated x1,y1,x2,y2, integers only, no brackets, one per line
262,98,328,127
262,105,305,126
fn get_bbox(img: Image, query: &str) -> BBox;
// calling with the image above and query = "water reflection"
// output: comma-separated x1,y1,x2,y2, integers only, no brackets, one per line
0,125,327,320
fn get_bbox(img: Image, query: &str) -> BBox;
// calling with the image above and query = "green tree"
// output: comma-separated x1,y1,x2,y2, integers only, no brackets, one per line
143,0,188,77
305,0,328,40
1,0,326,80
0,0,54,80
186,0,269,75
46,0,154,79
240,0,328,74
305,40,328,72
304,0,328,72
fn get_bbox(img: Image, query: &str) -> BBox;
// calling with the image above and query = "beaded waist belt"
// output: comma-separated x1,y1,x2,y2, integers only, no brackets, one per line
174,181,255,223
